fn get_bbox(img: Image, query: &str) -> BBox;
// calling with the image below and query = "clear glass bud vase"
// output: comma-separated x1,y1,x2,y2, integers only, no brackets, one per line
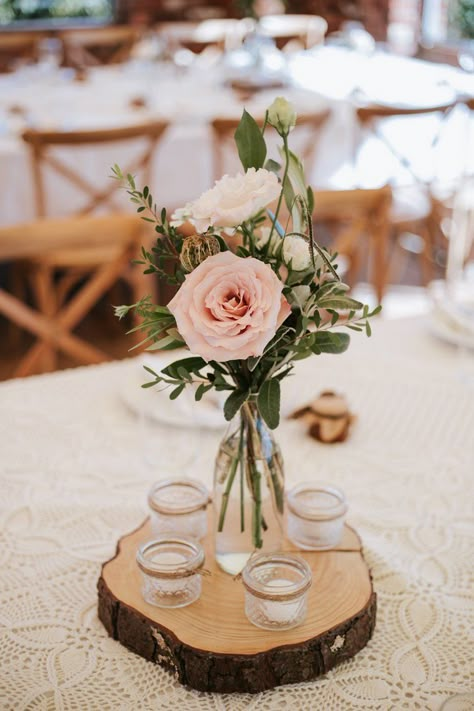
213,400,285,575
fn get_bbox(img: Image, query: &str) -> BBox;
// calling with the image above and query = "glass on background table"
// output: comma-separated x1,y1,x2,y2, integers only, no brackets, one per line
430,176,474,384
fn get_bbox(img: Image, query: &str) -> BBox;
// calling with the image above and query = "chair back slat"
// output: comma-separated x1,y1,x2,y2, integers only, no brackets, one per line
60,26,138,67
22,121,168,219
211,108,331,182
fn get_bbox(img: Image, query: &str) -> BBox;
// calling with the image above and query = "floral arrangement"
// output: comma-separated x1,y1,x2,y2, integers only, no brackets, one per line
113,97,379,557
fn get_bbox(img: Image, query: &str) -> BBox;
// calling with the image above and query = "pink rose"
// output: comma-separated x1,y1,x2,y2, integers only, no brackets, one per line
168,251,291,362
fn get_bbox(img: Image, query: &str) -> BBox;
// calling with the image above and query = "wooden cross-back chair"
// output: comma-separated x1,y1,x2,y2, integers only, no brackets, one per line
60,26,138,68
158,20,244,54
0,215,142,379
14,120,169,375
0,31,42,72
312,185,392,302
211,108,331,182
354,99,458,285
258,15,328,50
23,121,167,218
355,100,458,184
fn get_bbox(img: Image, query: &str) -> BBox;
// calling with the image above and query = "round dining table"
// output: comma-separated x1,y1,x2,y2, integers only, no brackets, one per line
1,313,473,709
0,45,472,227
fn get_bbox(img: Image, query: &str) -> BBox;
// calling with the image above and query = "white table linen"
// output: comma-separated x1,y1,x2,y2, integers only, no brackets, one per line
0,46,472,226
1,315,473,709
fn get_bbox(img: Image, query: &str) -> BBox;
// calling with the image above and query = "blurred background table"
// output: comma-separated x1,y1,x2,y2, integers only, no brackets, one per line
0,45,472,225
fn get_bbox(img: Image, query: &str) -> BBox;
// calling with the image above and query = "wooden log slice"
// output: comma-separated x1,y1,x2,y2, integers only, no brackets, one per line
98,516,376,694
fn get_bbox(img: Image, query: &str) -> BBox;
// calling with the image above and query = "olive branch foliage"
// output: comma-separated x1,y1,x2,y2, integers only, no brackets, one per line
112,109,380,430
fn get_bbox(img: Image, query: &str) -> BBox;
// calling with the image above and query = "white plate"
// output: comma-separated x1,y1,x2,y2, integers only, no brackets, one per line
119,351,226,430
429,314,474,351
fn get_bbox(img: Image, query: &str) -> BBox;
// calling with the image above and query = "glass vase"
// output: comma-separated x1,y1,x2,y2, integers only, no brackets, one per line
213,401,285,575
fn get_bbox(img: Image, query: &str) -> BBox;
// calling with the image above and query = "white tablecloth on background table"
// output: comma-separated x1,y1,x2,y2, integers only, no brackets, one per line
0,316,473,709
0,46,472,226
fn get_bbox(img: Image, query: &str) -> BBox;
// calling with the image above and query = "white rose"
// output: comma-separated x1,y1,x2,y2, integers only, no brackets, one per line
267,97,297,135
256,225,281,254
289,285,311,309
176,169,280,233
283,234,312,271
170,206,191,227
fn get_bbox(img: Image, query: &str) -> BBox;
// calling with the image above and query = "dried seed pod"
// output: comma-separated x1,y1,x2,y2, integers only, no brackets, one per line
180,233,220,272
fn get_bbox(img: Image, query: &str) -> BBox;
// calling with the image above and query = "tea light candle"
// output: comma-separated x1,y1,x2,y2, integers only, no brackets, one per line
242,553,312,630
287,482,348,550
148,478,209,541
136,536,204,608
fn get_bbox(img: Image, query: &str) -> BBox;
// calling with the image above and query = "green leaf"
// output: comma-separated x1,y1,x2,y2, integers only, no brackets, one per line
162,357,207,379
195,383,213,401
292,348,313,361
311,331,350,355
307,185,315,215
280,147,308,231
257,379,280,430
153,305,173,316
247,356,260,372
318,296,363,311
215,235,229,252
236,246,251,258
234,110,267,171
141,381,158,388
223,390,249,421
146,335,177,351
178,366,193,382
170,384,185,400
265,158,281,174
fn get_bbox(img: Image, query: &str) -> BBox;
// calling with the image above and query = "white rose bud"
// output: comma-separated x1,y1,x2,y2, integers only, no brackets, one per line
289,285,311,309
256,226,281,255
267,97,297,136
283,234,312,272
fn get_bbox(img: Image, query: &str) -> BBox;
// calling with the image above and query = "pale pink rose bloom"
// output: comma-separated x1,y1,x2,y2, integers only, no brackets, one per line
168,251,291,362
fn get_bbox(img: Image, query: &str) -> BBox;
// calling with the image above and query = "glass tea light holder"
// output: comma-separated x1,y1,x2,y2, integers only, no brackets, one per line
136,536,205,608
148,478,209,540
242,553,312,630
287,482,348,550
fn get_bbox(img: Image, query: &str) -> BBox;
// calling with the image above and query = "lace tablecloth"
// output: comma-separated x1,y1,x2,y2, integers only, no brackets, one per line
1,317,473,710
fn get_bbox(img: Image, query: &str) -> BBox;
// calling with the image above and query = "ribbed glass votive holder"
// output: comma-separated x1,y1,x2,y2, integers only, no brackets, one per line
148,478,209,541
136,536,204,608
287,482,347,550
242,553,312,630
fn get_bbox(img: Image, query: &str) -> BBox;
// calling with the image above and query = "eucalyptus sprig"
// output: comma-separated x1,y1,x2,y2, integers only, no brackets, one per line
110,165,186,285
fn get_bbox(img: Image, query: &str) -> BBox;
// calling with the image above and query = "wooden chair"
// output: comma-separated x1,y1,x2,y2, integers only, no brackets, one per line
354,99,458,284
312,186,392,302
258,14,328,50
157,20,244,54
60,26,139,68
0,32,42,72
17,120,168,374
0,215,142,378
210,108,331,182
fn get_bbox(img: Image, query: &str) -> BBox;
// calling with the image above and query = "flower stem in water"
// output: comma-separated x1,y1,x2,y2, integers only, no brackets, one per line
217,453,239,532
